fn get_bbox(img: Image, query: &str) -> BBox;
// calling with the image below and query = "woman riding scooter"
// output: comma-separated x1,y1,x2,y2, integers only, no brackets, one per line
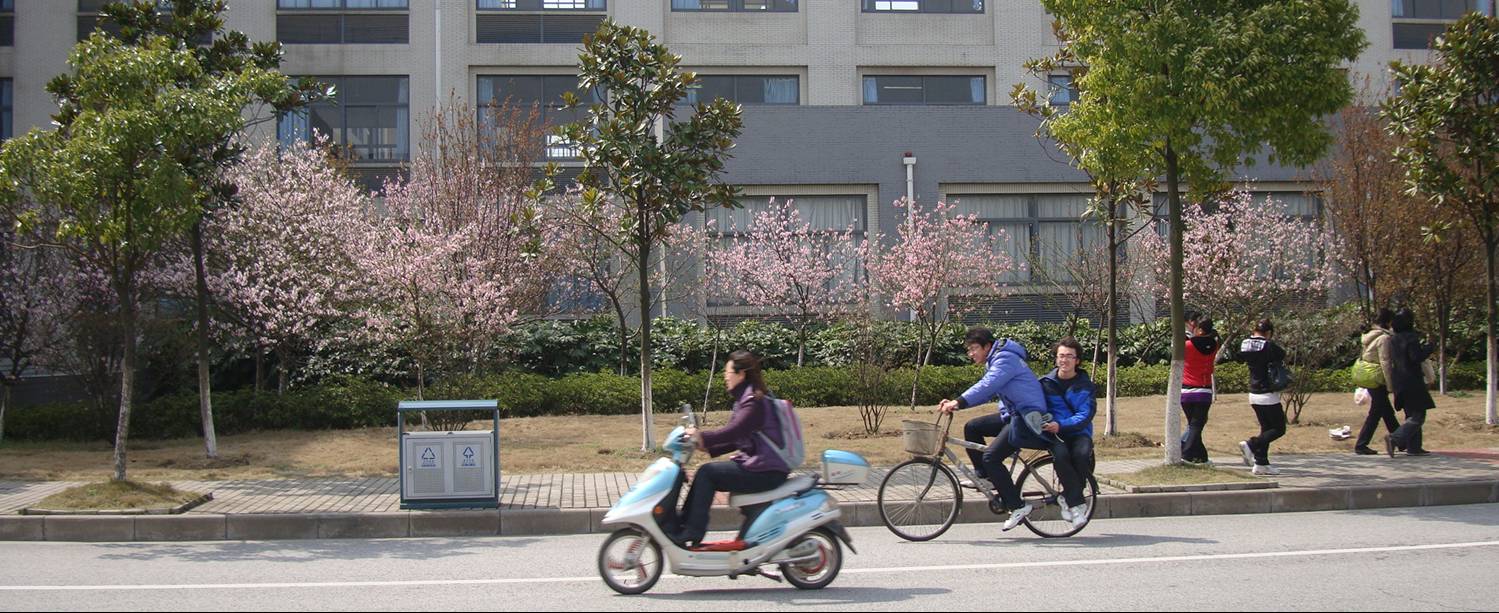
677,350,790,548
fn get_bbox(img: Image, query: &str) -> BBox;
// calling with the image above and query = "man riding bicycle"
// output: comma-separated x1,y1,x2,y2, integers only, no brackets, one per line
938,327,1051,532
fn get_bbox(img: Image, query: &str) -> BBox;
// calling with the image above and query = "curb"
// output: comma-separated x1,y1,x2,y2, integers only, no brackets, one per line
3,480,1496,542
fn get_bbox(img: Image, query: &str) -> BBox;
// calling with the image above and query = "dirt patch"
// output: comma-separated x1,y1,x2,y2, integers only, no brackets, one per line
33,481,204,512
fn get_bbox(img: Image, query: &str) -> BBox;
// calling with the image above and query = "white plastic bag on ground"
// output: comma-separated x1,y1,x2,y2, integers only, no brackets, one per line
1354,387,1370,406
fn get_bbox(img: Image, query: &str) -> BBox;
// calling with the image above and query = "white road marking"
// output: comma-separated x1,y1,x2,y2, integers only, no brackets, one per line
4,539,1497,592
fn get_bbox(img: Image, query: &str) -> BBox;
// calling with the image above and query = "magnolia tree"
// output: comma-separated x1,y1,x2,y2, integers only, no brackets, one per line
710,198,862,367
355,102,561,400
202,140,369,393
0,235,70,444
866,199,1015,410
1139,189,1345,348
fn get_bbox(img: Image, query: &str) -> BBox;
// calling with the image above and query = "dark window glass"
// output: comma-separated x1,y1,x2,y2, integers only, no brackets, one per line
278,76,409,162
477,75,602,159
672,0,797,11
0,0,11,47
475,14,604,43
476,0,606,9
1,79,12,141
344,14,408,43
685,75,799,106
1393,22,1449,48
278,14,408,44
277,14,342,43
78,2,212,43
279,0,409,8
863,75,984,105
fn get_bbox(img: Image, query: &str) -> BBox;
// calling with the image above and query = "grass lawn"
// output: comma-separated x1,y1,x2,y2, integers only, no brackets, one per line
33,481,202,511
3,392,1497,481
1101,463,1258,487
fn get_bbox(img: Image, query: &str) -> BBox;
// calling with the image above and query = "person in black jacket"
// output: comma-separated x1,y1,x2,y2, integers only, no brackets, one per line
1235,319,1288,476
1386,308,1435,458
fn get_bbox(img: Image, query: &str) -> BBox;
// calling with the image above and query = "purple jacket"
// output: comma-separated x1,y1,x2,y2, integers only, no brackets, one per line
699,383,791,474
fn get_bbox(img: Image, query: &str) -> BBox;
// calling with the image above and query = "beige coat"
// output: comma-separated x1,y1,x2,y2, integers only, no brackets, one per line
1360,327,1396,390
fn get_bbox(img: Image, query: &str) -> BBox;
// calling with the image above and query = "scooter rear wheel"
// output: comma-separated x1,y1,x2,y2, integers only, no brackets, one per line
598,529,663,595
780,528,843,590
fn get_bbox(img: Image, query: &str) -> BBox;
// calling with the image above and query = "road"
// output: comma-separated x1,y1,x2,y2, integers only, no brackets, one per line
4,503,1499,611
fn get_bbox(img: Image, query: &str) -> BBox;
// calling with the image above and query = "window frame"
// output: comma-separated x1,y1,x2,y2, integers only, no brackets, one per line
949,193,1103,285
862,75,986,106
475,74,602,161
705,194,870,308
277,75,411,164
861,0,984,14
276,0,410,45
276,0,409,9
681,75,801,106
475,0,607,10
671,0,798,12
0,0,13,47
1,78,12,142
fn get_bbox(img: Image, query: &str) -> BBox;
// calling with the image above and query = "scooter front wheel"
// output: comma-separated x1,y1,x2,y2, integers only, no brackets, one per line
780,528,843,590
598,529,663,595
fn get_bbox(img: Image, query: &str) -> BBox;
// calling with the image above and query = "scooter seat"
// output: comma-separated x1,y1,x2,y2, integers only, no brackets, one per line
728,475,816,509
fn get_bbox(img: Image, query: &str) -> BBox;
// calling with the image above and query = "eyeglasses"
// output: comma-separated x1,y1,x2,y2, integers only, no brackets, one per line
1056,354,1079,361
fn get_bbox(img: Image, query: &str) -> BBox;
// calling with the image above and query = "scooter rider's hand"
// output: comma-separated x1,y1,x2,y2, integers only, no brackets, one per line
683,427,705,451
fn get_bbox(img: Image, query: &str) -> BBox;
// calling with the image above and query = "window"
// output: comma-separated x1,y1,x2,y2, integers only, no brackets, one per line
863,76,985,105
78,0,213,43
278,76,409,162
1,79,11,141
278,0,408,44
1,0,13,47
1393,22,1452,48
862,0,983,13
1391,0,1489,19
477,0,606,9
1048,74,1078,106
952,193,1101,284
476,75,602,160
672,0,798,11
683,75,799,106
475,2,605,44
706,195,868,307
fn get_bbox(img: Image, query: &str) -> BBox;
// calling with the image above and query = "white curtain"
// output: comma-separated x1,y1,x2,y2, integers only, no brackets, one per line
762,77,798,104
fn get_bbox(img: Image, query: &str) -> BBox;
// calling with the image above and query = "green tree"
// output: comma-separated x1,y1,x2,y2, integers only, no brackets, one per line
0,34,291,481
97,0,326,459
1384,13,1499,425
553,21,743,450
1018,0,1366,463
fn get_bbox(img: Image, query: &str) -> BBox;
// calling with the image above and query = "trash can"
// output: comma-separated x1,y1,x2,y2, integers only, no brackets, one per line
398,400,501,510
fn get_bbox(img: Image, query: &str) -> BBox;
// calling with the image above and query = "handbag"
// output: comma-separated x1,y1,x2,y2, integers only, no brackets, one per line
1421,358,1437,386
1351,359,1384,389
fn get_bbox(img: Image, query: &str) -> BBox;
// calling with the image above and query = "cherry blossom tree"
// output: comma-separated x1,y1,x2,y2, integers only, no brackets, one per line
0,234,71,445
865,198,1015,410
204,139,370,394
709,198,862,367
1138,188,1345,349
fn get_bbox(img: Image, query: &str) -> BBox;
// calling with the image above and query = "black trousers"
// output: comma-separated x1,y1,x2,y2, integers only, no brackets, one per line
964,412,1008,479
677,461,787,544
1248,404,1287,466
1392,406,1427,453
1355,387,1399,449
1050,434,1094,508
1180,402,1212,463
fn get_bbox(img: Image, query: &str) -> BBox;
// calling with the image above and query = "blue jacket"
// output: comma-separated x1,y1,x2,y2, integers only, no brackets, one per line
957,340,1048,423
1040,368,1097,439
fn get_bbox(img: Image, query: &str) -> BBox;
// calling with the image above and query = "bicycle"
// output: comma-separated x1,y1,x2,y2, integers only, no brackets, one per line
877,412,1098,541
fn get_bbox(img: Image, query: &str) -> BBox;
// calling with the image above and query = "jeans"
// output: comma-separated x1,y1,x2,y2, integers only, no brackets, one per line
980,423,1027,511
1391,406,1427,453
1355,387,1399,449
677,461,787,544
1248,404,1286,466
963,412,1008,479
1180,402,1212,463
1051,434,1094,508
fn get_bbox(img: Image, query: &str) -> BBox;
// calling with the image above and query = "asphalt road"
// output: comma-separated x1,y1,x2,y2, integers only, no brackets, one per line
4,503,1499,611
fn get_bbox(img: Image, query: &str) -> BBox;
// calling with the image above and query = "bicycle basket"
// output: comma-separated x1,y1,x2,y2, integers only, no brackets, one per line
901,419,945,456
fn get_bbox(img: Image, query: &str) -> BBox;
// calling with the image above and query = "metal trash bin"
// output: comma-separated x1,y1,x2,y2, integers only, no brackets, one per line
398,400,501,510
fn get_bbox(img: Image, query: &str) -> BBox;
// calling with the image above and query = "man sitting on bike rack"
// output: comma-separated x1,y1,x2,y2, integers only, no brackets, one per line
1039,337,1097,531
938,327,1051,532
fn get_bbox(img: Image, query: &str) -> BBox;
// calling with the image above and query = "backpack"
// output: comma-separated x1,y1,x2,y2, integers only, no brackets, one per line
1266,362,1293,393
758,393,806,469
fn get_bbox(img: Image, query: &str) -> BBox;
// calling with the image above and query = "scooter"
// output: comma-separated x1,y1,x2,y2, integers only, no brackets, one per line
596,405,869,595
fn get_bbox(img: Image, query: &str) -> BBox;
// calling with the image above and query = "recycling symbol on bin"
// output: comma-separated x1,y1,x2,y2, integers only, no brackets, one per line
461,446,478,468
421,448,436,461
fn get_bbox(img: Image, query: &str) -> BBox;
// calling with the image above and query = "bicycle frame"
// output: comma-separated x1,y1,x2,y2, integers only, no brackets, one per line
938,434,1065,506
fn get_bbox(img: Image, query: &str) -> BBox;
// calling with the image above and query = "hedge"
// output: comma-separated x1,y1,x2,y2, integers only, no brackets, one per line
10,361,1487,441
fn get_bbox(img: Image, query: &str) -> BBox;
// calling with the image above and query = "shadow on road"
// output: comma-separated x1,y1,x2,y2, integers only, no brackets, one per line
94,537,541,563
1351,503,1499,528
638,586,950,603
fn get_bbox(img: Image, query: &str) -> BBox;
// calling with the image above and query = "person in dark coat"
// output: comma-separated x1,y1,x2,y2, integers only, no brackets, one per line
1386,308,1435,457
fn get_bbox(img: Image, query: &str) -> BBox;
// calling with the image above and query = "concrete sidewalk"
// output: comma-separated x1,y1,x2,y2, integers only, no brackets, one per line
3,449,1497,542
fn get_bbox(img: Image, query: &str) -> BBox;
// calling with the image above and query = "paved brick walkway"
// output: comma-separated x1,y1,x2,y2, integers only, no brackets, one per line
3,449,1496,515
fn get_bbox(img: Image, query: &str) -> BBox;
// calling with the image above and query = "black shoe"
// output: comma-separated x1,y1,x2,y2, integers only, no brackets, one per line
1384,435,1397,459
1354,446,1379,456
1407,449,1432,456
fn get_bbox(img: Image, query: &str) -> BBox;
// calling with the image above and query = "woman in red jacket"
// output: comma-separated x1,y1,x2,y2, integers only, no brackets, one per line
1180,315,1220,464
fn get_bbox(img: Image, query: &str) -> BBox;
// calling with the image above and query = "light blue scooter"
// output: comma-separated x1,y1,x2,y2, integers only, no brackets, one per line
596,406,869,595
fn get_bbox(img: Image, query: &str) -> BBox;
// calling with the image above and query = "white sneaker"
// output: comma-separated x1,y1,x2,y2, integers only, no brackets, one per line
959,478,984,490
1238,441,1255,467
1251,464,1281,476
1067,504,1089,529
1059,503,1074,522
1002,504,1035,532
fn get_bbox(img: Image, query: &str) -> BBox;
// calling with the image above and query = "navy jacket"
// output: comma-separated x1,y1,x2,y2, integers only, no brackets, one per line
1040,368,1097,439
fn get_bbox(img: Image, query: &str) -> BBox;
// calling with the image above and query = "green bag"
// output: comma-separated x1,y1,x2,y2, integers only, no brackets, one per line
1351,359,1384,389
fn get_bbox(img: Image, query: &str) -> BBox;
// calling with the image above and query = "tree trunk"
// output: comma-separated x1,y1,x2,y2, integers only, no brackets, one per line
796,320,807,368
1439,304,1450,396
276,346,289,396
909,319,935,411
1486,235,1497,425
612,298,630,376
638,242,656,452
703,325,720,424
1163,142,1185,465
113,274,137,482
1106,197,1120,436
0,384,9,446
254,349,264,394
192,222,219,459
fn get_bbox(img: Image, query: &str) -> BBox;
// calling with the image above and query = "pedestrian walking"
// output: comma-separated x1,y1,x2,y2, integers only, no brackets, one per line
1353,308,1399,455
1386,308,1435,458
1181,316,1220,464
1236,319,1289,476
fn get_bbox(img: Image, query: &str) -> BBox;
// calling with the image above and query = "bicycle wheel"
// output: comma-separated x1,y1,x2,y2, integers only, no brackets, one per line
1016,456,1099,538
877,457,963,542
